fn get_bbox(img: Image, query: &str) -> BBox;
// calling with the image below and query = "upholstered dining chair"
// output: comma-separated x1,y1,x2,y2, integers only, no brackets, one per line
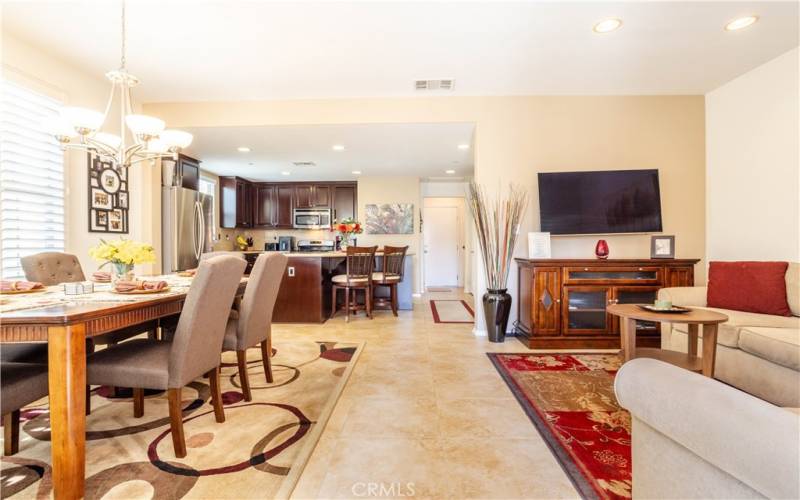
223,252,288,400
1,362,49,455
87,255,246,458
5,252,157,371
330,246,378,322
200,251,246,261
372,245,408,316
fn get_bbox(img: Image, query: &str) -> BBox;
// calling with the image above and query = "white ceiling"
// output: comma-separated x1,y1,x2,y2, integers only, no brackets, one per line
3,1,798,100
183,123,475,181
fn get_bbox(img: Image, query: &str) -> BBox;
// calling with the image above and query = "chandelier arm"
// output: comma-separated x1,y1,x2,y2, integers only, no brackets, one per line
124,143,145,164
85,137,120,158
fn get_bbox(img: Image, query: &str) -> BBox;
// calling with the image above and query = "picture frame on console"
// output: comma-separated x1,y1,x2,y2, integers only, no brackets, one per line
651,235,675,259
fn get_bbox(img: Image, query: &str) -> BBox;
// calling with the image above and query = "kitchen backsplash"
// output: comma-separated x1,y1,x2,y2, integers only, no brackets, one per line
215,227,333,250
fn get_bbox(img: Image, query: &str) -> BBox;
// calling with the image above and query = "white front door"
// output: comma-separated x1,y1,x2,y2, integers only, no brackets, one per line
424,205,460,287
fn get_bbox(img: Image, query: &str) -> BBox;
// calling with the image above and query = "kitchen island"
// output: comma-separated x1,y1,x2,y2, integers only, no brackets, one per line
239,250,414,323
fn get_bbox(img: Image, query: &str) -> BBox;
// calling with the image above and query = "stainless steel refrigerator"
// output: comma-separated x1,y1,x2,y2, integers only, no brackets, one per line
162,187,214,272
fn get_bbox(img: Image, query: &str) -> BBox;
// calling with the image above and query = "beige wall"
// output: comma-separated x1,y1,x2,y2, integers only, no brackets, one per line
2,32,161,275
357,176,422,293
145,95,706,331
706,47,799,262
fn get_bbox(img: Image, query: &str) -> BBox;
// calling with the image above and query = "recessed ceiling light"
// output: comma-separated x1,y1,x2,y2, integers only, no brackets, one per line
445,169,456,174
725,16,758,31
593,18,623,33
332,144,346,151
237,146,251,152
352,170,362,175
248,162,254,166
457,144,470,150
281,171,290,176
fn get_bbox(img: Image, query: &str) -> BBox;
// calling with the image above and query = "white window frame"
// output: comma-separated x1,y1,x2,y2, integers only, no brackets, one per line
0,78,66,280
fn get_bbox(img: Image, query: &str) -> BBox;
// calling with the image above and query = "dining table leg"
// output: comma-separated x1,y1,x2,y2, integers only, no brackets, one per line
48,324,87,500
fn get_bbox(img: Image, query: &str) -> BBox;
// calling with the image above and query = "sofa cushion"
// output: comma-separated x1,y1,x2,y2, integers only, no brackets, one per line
671,307,800,348
707,261,791,317
738,327,800,371
787,263,800,317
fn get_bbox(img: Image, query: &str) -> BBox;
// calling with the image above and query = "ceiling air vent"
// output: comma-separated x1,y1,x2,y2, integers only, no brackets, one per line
292,161,316,167
414,79,455,91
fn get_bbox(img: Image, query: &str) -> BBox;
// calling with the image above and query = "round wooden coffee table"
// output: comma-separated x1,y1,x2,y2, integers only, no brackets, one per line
607,303,729,377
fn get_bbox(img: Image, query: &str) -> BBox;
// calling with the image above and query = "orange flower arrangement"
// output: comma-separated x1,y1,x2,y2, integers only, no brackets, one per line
332,218,363,237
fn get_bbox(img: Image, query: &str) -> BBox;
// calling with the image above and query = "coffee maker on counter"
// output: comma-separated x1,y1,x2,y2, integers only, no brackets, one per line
278,236,295,252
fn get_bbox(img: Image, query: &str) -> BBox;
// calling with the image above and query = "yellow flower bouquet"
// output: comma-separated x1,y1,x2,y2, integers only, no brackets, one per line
89,239,156,283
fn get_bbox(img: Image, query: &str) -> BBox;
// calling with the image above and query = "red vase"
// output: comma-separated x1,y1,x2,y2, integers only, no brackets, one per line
595,239,609,259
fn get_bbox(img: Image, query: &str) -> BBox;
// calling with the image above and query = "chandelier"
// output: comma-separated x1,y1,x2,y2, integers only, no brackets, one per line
45,0,192,167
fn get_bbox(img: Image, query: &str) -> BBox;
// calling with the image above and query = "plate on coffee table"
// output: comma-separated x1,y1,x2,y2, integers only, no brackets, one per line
637,304,691,314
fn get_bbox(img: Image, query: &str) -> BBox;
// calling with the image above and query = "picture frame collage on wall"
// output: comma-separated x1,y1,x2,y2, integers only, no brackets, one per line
88,153,129,233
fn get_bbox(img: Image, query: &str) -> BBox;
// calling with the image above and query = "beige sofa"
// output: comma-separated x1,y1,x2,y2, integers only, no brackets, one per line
658,263,800,407
615,358,800,499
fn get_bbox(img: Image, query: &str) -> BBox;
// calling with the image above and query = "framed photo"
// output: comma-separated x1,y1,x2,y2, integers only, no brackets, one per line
651,235,675,259
528,232,551,259
108,209,124,232
91,187,112,210
99,168,121,194
88,153,129,233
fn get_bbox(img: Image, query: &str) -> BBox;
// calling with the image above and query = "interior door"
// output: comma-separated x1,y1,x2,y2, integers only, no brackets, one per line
423,206,459,287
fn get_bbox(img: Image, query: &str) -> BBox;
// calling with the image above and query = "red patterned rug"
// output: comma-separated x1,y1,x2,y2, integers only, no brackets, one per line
488,353,631,500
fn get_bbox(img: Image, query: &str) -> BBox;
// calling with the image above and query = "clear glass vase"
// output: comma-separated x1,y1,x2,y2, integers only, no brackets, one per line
111,262,135,285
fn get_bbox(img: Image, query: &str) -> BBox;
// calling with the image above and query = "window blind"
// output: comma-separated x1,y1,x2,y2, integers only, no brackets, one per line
0,79,65,280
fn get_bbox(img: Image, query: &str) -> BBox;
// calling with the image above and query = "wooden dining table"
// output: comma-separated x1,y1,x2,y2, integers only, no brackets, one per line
0,275,246,500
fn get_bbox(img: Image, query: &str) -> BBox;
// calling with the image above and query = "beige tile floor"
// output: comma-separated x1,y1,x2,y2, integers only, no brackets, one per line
280,289,582,500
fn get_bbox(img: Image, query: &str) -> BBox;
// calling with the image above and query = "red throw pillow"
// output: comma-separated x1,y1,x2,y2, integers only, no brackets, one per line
707,261,791,316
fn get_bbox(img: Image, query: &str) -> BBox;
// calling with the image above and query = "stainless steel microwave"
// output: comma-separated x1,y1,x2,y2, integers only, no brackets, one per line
293,208,332,229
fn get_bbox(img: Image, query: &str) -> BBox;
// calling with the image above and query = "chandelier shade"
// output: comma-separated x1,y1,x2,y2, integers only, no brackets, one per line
46,0,192,168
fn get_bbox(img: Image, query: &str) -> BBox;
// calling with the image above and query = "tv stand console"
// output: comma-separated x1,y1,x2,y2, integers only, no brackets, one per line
514,258,700,349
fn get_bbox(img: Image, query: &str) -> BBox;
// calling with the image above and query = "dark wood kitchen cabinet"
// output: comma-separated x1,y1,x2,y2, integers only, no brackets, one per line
220,176,253,228
332,184,357,221
295,184,331,209
221,179,356,229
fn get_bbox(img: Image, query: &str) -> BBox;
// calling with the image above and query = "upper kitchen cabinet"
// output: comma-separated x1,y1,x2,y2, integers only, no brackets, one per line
220,176,253,228
295,184,330,208
220,180,355,229
161,154,200,191
332,184,357,221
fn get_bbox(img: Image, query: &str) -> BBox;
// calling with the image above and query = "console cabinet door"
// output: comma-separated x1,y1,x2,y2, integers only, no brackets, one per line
254,185,275,227
562,286,611,335
611,286,661,336
665,266,694,287
532,267,561,336
275,185,294,228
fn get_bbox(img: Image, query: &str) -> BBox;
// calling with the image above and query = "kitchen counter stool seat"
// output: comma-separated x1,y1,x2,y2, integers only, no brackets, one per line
372,246,408,316
331,246,377,322
1,362,49,455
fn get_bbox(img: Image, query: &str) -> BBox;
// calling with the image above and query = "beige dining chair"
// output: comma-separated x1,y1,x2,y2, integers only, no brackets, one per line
1,362,49,455
5,252,157,371
87,255,246,458
223,252,288,400
200,251,246,261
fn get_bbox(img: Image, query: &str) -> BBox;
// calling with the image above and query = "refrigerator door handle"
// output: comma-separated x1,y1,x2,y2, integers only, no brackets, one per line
197,200,206,257
192,201,199,261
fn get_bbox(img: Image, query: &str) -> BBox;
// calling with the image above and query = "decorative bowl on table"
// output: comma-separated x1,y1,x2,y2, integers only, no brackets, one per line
637,304,691,314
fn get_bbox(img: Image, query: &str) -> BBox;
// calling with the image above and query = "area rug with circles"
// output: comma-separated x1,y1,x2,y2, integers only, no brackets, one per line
0,340,362,499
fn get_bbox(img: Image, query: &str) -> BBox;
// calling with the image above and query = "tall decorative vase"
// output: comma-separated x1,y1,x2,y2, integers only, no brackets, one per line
595,239,609,259
111,262,134,285
483,289,512,343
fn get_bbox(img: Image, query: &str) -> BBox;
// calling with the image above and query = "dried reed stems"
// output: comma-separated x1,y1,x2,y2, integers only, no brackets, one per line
467,182,528,291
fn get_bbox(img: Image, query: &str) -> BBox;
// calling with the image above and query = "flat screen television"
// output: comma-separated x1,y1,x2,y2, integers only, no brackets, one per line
538,169,663,235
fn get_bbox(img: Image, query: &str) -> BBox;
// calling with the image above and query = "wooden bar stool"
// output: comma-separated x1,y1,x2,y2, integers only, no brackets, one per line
372,245,408,316
331,246,377,322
